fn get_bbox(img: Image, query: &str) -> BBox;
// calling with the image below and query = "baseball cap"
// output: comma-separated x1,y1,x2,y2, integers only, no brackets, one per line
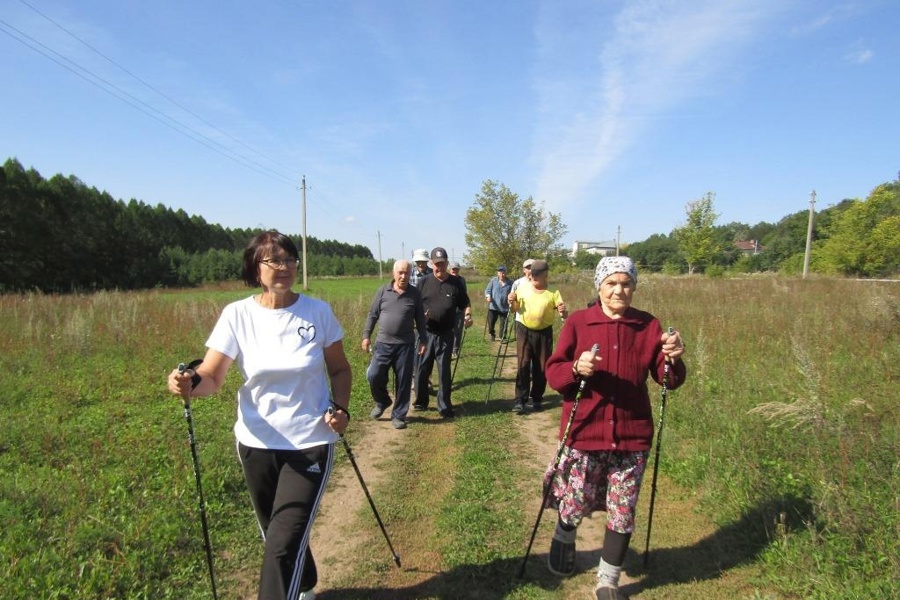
430,247,448,262
412,248,430,262
497,265,506,272
523,258,534,268
529,259,549,274
449,260,460,270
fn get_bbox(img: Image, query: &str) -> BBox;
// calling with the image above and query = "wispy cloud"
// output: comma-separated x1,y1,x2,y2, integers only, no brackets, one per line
845,45,873,64
530,1,781,212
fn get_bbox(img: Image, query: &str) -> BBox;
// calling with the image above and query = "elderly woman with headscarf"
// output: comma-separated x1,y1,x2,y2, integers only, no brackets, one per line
541,256,686,600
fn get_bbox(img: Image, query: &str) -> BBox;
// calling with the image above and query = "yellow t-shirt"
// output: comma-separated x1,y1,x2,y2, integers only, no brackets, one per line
516,286,563,330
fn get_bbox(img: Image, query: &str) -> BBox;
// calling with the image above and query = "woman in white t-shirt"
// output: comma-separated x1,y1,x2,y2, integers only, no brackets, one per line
168,231,351,600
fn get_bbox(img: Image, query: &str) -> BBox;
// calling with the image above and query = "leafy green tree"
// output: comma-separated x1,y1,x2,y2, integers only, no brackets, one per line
814,182,900,277
463,180,567,274
625,233,681,272
672,192,721,274
572,249,601,270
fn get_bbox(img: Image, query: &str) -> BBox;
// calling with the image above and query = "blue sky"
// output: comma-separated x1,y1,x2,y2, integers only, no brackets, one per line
2,1,897,264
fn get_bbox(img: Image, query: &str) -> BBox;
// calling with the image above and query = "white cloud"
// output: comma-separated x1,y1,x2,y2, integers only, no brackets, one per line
529,1,783,213
845,47,873,64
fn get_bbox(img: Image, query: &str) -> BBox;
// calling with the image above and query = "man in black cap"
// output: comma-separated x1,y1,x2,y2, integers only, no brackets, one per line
413,247,472,418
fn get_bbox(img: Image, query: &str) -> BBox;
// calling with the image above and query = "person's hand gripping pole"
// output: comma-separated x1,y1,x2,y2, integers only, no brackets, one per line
176,360,219,600
643,327,676,568
518,343,599,578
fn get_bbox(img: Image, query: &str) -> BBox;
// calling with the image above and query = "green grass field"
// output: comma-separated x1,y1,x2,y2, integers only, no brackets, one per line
1,275,896,599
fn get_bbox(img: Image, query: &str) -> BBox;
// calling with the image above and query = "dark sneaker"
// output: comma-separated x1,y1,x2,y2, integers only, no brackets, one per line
547,535,576,576
370,404,387,419
412,404,427,411
531,401,543,412
391,418,407,430
512,401,525,414
439,409,455,419
594,585,629,600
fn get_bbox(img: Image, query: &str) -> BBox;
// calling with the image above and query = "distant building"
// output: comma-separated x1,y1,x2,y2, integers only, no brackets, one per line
571,240,617,257
734,239,763,254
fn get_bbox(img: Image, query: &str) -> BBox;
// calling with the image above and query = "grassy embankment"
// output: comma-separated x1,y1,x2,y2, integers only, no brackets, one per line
0,275,896,599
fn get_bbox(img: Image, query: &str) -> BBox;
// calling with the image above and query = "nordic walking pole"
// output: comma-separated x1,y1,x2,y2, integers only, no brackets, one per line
177,361,219,600
643,327,675,568
518,343,599,578
484,315,511,403
451,322,467,385
329,408,402,569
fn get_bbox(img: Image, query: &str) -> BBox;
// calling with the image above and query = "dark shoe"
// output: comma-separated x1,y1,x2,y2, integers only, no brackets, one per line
439,409,455,419
547,535,576,576
531,401,543,412
370,404,387,419
391,418,407,430
512,401,524,414
594,585,629,600
412,404,427,411
490,334,496,341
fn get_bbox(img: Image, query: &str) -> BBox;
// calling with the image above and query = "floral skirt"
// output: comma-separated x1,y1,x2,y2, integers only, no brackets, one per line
543,445,649,533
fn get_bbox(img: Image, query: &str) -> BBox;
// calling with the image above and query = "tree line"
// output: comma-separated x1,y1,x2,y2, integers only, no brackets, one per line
0,158,383,293
464,179,900,279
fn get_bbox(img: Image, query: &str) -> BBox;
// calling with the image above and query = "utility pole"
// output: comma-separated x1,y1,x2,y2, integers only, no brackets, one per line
401,242,405,262
616,226,621,256
376,230,384,279
301,176,308,290
803,190,816,279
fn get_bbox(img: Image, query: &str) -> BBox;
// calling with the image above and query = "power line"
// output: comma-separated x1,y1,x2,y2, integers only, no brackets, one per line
17,0,299,179
2,6,360,232
0,14,298,188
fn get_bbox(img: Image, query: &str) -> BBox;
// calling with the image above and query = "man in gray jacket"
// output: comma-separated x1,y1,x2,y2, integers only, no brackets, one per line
362,259,427,429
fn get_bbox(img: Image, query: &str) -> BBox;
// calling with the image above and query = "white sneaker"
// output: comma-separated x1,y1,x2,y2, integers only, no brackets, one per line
298,590,316,600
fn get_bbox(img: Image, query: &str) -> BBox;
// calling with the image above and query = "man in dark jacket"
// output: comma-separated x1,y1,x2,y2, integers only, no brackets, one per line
413,247,471,418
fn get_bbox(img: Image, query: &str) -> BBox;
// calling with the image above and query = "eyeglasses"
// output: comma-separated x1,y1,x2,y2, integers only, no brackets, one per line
260,258,300,269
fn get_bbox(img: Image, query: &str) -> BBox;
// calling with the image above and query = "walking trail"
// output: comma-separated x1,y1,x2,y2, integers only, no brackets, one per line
233,336,767,599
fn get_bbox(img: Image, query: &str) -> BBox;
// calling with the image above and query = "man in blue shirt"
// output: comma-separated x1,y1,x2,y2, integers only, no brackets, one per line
484,265,512,341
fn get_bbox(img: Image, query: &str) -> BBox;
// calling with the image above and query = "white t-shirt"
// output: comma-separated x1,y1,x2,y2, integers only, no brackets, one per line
511,277,533,323
206,294,343,450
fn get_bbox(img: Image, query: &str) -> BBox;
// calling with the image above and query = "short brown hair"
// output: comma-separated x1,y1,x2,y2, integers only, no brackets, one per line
241,231,299,287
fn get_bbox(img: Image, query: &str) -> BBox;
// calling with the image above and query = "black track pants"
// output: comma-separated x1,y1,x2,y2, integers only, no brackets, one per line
238,442,334,600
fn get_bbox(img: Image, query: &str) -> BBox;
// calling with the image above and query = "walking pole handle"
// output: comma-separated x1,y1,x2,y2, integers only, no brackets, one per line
177,363,191,407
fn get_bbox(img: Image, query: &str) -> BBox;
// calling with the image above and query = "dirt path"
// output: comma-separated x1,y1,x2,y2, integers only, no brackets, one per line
237,337,760,600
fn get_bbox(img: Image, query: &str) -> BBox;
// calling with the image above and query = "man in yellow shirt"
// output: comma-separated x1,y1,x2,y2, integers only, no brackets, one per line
507,259,568,413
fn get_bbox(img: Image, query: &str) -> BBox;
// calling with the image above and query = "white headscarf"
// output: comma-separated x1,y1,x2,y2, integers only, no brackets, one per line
594,256,638,290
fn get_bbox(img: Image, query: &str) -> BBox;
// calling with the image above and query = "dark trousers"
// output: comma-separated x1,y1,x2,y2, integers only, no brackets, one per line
487,309,508,338
414,329,454,414
515,322,554,404
238,442,334,600
366,341,415,421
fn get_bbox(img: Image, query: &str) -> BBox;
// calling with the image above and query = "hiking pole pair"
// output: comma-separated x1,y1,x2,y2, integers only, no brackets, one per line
643,327,675,568
518,343,599,578
328,407,402,569
484,315,513,403
176,361,219,600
